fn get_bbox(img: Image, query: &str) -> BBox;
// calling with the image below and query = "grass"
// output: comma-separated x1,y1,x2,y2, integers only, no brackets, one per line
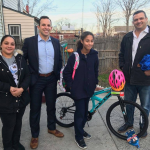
98,74,109,87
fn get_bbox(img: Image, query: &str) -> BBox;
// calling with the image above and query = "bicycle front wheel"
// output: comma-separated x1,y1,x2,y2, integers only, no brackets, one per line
56,93,75,127
106,100,148,140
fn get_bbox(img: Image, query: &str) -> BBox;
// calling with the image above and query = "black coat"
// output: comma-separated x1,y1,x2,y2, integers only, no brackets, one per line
119,26,150,85
22,35,62,86
63,48,99,100
0,50,30,113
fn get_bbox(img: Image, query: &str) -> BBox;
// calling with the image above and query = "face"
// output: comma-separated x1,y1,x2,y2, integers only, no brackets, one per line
81,35,94,50
1,37,15,56
38,18,52,38
133,12,148,31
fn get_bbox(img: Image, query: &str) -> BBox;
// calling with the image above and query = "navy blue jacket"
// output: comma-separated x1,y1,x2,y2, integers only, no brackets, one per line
63,48,99,100
22,35,62,86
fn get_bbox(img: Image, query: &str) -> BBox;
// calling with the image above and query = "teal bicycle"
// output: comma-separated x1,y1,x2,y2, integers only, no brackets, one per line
56,87,148,140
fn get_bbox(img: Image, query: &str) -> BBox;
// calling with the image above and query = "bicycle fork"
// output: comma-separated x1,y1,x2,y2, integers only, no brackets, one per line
117,96,128,122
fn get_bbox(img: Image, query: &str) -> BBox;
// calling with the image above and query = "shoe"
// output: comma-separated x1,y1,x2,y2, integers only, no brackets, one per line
30,138,38,149
83,131,91,140
75,138,87,149
140,126,148,138
141,131,148,138
118,123,133,133
13,143,25,150
48,129,64,138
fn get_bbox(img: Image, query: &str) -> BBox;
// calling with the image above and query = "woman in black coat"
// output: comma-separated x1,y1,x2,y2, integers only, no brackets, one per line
63,31,101,149
0,35,30,150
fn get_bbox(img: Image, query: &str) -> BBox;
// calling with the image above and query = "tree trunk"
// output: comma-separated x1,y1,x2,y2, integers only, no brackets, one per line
126,17,129,33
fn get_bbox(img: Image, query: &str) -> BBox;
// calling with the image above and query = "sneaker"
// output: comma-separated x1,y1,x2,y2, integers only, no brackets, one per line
83,131,91,139
140,127,148,139
75,138,87,149
141,131,148,138
118,123,133,133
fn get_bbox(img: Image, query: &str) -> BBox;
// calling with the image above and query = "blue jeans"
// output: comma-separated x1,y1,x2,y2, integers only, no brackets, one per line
124,83,150,126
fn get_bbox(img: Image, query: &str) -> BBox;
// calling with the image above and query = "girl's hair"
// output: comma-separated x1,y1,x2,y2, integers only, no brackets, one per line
77,31,94,49
1,35,16,46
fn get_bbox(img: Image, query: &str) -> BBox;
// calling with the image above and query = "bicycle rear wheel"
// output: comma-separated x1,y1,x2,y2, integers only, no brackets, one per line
106,100,148,140
56,93,75,127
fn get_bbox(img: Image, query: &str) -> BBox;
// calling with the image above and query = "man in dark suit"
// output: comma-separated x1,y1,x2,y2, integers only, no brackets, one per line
22,16,64,149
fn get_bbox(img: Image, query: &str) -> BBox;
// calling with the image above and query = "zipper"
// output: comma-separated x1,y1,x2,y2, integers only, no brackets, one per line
17,56,22,88
0,60,9,70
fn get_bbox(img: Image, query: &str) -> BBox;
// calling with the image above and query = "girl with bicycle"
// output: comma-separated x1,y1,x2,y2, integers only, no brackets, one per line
63,31,100,149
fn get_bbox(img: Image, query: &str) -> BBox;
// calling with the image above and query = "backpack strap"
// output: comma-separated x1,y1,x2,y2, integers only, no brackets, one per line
72,52,79,80
59,52,79,92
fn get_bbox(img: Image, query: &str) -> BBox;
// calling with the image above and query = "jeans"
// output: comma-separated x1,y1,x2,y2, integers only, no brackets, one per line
74,98,90,141
29,74,57,138
124,83,150,126
0,107,25,150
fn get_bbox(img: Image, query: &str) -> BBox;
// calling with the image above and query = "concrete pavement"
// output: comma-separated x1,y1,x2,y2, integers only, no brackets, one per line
0,91,149,150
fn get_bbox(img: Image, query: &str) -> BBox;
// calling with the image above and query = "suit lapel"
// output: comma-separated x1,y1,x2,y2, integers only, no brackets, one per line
33,35,39,64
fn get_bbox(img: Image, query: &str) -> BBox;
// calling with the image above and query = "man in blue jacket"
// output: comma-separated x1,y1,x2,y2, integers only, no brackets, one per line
119,10,150,138
22,16,64,149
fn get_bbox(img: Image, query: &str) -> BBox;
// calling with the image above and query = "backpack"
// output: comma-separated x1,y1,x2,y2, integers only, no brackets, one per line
59,52,79,92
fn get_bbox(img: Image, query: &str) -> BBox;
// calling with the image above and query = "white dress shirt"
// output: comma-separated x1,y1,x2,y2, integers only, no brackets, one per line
132,26,149,65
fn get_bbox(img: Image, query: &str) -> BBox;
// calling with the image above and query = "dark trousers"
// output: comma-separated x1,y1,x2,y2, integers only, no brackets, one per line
29,74,57,138
74,98,90,141
0,107,25,150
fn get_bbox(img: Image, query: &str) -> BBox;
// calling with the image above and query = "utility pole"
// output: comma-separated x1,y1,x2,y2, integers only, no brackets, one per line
81,0,84,34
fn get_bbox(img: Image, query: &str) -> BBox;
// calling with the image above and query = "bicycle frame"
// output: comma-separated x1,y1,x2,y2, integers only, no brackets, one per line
90,87,125,115
90,87,111,113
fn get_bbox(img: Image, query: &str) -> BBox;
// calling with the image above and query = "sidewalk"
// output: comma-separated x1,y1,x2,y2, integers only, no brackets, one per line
0,92,149,150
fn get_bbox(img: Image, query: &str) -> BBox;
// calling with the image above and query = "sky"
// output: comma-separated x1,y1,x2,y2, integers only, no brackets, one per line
28,0,150,33
48,0,98,31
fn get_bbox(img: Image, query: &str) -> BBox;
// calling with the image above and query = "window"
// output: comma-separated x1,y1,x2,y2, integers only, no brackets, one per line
8,24,21,42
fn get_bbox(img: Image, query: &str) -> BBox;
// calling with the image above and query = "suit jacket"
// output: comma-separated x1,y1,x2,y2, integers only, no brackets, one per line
22,35,62,86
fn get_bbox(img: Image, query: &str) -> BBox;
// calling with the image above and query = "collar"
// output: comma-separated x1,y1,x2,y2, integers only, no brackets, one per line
133,26,149,37
38,34,51,42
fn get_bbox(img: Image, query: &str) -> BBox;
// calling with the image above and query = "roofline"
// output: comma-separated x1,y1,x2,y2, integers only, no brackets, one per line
3,6,39,20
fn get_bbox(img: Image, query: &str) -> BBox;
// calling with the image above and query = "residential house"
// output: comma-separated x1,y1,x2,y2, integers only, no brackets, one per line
0,0,39,42
51,24,81,40
112,26,134,36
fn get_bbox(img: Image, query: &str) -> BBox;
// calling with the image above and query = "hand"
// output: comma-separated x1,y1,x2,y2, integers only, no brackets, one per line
144,70,150,76
11,88,24,97
95,86,104,91
10,86,17,93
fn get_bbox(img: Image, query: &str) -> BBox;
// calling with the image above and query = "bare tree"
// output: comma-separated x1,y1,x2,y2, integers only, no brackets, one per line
88,24,96,33
93,0,118,37
54,18,70,33
23,0,56,17
116,0,150,32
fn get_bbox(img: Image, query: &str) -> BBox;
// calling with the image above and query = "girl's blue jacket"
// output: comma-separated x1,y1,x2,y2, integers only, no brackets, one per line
63,48,99,100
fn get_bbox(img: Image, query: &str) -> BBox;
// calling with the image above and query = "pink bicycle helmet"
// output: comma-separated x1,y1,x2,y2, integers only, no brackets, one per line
109,69,125,91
